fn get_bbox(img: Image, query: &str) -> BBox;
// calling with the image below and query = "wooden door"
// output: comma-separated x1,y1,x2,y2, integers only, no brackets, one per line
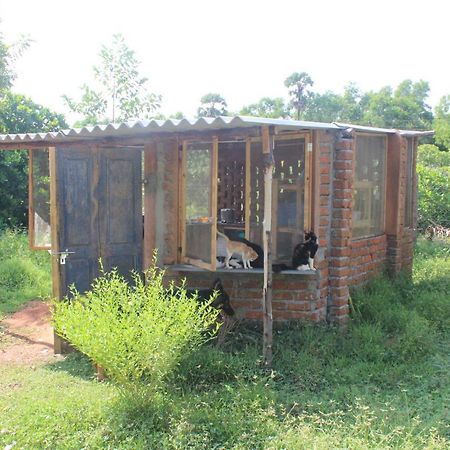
98,148,142,280
54,146,142,297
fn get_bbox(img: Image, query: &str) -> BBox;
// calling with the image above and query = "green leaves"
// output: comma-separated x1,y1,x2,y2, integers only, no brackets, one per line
52,265,220,391
64,33,161,126
434,95,450,150
0,92,67,228
284,72,314,120
197,93,228,118
417,145,450,229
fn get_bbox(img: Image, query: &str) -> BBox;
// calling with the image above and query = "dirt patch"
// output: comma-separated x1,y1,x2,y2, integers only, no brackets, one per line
0,300,63,366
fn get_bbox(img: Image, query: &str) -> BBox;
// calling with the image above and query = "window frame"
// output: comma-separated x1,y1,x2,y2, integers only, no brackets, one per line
352,133,388,240
178,132,312,269
404,137,414,229
28,147,52,250
180,137,218,270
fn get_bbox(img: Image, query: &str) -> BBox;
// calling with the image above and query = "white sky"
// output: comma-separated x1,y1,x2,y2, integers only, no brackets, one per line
1,0,449,126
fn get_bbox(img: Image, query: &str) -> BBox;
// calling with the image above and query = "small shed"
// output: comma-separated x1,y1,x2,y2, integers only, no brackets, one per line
0,116,432,349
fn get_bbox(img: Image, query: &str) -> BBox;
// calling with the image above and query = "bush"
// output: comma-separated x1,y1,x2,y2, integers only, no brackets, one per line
52,265,221,392
0,228,51,314
417,145,450,229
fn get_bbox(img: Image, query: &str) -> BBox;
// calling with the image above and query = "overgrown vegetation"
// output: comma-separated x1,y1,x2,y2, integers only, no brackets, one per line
417,144,450,229
52,266,221,392
0,228,51,316
1,238,449,449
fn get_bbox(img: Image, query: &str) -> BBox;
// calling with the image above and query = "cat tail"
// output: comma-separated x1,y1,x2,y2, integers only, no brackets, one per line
217,230,229,241
272,263,290,273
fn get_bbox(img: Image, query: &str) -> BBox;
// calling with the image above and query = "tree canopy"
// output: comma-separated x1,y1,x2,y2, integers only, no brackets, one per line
197,93,228,118
0,33,67,228
433,95,450,150
63,34,161,126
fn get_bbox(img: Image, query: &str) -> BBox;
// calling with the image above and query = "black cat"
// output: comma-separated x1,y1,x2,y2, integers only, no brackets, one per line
185,278,235,316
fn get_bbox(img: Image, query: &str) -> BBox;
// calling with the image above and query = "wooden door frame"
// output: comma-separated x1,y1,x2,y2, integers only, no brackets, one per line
180,138,218,271
28,148,52,250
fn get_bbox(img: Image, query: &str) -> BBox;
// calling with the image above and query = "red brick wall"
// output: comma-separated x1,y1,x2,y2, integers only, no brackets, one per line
348,235,387,286
155,129,418,326
165,270,324,322
327,133,354,323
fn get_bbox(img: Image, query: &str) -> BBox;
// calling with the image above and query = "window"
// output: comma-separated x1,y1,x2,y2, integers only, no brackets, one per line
29,148,51,249
353,135,386,239
181,140,218,270
404,138,414,228
249,136,307,262
180,134,311,269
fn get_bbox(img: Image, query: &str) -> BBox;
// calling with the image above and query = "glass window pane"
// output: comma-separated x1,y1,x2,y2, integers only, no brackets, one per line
185,143,213,264
30,148,51,248
353,135,386,238
404,138,414,227
249,137,306,262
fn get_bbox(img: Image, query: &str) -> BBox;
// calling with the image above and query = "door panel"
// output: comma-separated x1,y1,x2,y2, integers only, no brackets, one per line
56,146,143,296
98,148,142,280
57,147,99,297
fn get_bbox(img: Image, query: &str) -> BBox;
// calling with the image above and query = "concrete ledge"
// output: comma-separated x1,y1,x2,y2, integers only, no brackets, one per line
166,264,317,276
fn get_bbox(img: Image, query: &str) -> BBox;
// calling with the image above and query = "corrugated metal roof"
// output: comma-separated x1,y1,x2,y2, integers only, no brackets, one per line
333,122,435,137
0,116,433,146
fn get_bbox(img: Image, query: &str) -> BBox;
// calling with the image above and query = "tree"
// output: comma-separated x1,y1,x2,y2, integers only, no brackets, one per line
0,92,67,228
0,31,30,92
299,83,363,124
434,95,450,150
64,34,161,126
197,93,227,118
240,97,287,118
362,80,433,130
284,72,314,120
416,144,450,229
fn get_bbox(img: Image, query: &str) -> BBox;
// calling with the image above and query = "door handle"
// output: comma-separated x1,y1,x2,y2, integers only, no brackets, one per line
48,249,75,265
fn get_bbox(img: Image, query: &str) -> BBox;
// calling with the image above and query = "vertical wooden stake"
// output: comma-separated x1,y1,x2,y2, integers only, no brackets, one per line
262,126,274,367
49,146,64,354
143,142,157,270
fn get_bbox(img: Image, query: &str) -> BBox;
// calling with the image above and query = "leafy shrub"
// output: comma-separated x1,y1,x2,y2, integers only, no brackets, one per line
417,145,450,229
52,265,221,392
0,228,51,314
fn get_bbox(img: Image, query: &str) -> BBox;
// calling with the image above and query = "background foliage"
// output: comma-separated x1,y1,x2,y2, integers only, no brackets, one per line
417,144,450,229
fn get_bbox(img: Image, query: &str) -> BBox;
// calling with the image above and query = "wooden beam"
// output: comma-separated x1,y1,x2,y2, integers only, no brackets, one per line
311,130,320,233
48,146,64,354
261,125,274,367
211,137,219,271
245,137,251,240
143,142,157,270
179,141,187,262
303,132,313,231
28,149,34,250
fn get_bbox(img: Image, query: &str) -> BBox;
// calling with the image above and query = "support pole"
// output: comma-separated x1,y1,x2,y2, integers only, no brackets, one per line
262,126,274,367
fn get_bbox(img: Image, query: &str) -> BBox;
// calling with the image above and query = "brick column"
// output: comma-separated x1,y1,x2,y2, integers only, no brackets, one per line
386,133,407,275
328,132,354,324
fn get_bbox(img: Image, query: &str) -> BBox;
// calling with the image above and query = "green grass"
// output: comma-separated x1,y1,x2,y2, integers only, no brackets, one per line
0,237,449,449
0,228,51,315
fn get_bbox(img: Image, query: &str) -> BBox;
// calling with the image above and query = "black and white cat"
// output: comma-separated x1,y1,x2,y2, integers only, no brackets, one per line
273,231,319,272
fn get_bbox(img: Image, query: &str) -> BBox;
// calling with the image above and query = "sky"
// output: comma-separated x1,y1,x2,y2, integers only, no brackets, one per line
1,0,449,126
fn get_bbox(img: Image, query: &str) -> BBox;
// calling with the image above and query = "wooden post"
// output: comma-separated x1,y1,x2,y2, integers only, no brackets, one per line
48,146,64,354
262,126,274,367
143,142,157,270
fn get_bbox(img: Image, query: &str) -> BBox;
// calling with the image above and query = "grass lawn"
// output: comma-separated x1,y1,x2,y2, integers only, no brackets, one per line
0,238,449,449
0,229,51,317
